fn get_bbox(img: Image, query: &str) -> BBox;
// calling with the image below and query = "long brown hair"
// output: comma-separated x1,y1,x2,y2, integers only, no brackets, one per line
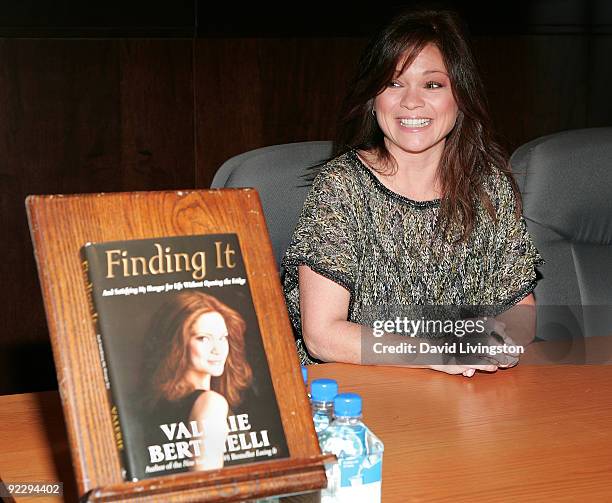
335,8,521,241
142,291,252,409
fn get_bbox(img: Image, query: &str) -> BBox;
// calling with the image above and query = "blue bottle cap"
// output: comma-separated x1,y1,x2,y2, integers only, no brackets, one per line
333,393,362,417
310,378,338,402
301,366,308,385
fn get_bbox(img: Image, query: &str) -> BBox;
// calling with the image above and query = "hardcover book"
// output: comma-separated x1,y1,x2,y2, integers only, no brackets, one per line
81,233,289,482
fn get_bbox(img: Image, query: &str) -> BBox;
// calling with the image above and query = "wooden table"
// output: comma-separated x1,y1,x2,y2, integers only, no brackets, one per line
1,364,612,502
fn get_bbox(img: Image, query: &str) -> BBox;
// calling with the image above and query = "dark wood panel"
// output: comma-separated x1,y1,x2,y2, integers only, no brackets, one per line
0,0,196,37
588,35,612,126
194,1,612,37
195,3,393,37
0,39,194,394
0,40,122,359
473,35,588,154
118,40,195,190
194,37,367,187
2,1,611,38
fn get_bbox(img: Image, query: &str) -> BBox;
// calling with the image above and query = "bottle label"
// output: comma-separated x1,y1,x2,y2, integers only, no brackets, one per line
321,455,383,503
319,425,365,457
313,411,331,434
319,424,383,502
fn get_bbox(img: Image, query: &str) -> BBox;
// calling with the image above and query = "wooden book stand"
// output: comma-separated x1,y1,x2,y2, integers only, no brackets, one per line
27,189,328,502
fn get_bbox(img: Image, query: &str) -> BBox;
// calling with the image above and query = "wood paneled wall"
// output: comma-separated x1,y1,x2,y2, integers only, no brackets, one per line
1,27,611,393
0,36,366,393
0,39,196,393
194,38,367,187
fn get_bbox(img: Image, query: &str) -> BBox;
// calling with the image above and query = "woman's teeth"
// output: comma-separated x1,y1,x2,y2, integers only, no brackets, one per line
399,118,431,127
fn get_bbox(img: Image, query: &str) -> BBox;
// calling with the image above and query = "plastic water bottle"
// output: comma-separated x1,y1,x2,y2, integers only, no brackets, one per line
310,378,338,434
318,393,384,503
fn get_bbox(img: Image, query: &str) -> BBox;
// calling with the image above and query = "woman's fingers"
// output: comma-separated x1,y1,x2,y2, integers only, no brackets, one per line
430,364,498,375
468,364,498,372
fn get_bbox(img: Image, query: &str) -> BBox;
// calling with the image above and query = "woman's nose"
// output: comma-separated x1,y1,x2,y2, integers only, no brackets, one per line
211,340,221,354
400,86,425,110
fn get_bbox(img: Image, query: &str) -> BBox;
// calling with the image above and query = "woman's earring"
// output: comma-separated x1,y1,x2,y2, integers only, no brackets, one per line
371,109,376,116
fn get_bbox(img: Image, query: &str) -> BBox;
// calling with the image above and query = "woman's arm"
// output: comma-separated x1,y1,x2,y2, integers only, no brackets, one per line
189,391,229,470
299,265,498,376
299,264,358,363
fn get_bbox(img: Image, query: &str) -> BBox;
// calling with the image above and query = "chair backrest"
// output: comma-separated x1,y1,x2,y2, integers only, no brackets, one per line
211,141,334,270
511,127,612,340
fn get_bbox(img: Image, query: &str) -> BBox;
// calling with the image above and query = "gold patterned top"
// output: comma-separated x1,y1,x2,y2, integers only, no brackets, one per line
282,150,543,364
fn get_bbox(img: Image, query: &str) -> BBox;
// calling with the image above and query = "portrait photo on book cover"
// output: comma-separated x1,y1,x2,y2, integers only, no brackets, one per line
82,233,289,481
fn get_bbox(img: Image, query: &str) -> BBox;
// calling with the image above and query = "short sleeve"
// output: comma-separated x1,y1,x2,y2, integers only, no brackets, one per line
489,174,544,307
282,165,358,337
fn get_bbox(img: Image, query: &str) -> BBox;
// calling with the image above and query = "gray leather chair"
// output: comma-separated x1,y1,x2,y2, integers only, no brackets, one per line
511,128,612,341
210,141,334,270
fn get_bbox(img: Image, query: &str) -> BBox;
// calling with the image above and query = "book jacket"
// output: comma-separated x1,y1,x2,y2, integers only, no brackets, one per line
81,233,289,481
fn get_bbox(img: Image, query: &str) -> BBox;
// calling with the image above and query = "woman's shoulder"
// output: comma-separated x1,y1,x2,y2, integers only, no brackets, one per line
481,164,519,211
311,150,361,188
190,390,229,418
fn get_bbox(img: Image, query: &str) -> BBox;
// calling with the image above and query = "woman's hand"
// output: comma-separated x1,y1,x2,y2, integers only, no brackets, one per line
418,318,518,376
429,364,498,377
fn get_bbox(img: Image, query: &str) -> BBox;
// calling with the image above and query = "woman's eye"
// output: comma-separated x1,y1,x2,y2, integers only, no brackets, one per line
388,80,401,88
425,81,443,89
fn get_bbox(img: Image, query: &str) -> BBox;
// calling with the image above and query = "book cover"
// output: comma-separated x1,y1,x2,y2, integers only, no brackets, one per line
81,233,289,481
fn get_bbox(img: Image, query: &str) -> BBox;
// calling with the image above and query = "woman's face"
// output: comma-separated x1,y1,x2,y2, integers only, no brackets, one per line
373,43,458,160
187,311,229,377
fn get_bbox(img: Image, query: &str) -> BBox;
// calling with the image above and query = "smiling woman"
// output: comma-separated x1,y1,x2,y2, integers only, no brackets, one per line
282,8,543,376
140,291,252,471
